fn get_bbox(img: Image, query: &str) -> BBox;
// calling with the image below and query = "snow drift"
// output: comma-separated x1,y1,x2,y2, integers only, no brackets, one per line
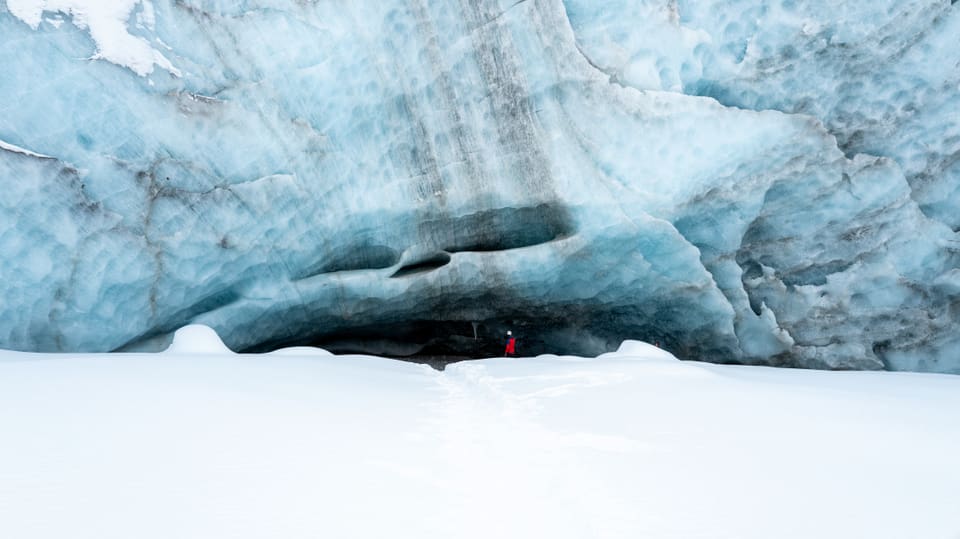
1,328,958,538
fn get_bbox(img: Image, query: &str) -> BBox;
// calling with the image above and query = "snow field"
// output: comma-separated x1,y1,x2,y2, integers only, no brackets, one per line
0,328,958,538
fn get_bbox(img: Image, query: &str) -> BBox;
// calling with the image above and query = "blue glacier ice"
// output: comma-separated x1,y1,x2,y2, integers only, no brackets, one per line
0,0,958,372
566,0,960,230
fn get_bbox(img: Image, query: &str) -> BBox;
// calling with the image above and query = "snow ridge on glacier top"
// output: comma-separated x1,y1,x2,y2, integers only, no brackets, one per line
6,0,180,76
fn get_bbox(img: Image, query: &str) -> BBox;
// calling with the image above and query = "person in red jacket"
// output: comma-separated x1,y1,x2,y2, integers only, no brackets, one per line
504,330,516,357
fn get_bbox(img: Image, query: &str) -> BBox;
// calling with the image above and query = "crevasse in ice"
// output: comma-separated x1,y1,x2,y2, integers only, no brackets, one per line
0,0,957,372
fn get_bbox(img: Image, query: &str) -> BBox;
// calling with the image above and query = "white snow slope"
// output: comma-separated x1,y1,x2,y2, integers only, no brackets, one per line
0,327,958,539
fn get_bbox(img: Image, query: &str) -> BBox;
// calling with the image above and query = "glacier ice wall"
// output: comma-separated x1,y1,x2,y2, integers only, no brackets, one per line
0,0,958,372
566,0,960,231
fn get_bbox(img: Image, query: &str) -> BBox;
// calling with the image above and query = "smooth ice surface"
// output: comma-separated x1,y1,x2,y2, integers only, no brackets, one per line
1,0,958,371
1,340,959,538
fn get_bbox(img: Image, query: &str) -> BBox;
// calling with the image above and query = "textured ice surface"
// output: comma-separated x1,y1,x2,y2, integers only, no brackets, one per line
567,0,960,230
0,0,958,372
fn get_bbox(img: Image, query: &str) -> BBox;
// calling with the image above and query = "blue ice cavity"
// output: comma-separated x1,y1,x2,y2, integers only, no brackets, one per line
0,0,958,372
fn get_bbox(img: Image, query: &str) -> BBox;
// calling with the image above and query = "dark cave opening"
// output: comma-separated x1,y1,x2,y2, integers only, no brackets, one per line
241,308,678,371
303,319,546,371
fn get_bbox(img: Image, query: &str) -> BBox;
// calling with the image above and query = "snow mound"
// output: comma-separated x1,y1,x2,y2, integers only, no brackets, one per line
162,324,233,355
607,340,679,360
268,346,334,357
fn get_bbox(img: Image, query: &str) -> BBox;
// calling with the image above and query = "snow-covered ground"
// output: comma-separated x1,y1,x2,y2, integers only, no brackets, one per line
1,326,958,539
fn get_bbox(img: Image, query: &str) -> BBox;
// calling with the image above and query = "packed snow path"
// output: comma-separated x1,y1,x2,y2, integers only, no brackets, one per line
1,345,959,538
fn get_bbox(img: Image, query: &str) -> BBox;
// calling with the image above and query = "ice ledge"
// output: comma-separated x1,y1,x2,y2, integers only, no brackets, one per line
0,139,52,159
